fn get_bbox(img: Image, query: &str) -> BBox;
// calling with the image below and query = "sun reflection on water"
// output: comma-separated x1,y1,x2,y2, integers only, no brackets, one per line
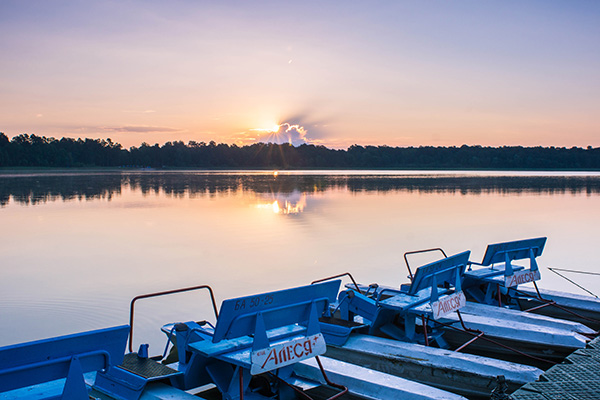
255,191,307,215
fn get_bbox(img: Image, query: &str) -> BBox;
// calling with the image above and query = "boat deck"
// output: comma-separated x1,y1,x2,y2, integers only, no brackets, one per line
511,336,600,399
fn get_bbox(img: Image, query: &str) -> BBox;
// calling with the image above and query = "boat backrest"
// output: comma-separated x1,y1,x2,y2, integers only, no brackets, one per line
479,237,546,267
409,251,470,296
0,325,129,395
212,280,340,349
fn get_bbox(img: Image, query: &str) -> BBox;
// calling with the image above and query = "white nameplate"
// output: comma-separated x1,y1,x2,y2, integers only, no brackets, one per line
505,269,541,288
250,333,326,375
431,291,466,320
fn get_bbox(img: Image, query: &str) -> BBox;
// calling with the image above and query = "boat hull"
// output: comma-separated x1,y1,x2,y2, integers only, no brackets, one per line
322,334,542,399
295,355,468,400
440,327,578,368
515,288,600,331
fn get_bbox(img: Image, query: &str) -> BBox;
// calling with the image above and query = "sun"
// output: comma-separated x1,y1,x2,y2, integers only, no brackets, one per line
249,122,281,134
262,122,281,133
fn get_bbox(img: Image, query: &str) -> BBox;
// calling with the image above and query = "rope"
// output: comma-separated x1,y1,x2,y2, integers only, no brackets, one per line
432,316,557,366
547,268,599,298
511,286,600,326
548,267,600,276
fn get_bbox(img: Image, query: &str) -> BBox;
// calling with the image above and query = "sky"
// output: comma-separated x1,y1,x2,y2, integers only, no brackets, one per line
1,1,599,149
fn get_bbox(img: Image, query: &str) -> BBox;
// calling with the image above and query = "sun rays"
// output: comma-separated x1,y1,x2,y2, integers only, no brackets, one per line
248,122,309,146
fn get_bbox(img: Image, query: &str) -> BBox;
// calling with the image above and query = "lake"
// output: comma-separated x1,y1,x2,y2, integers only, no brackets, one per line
1,170,600,353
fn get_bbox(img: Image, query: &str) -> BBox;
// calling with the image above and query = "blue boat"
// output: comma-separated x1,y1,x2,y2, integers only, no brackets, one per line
314,240,600,397
461,237,600,331
315,253,546,397
0,281,467,400
2,237,595,400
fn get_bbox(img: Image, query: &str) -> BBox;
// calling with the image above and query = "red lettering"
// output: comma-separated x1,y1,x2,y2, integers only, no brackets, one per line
261,348,277,369
294,343,304,358
304,339,312,354
278,348,288,363
508,271,539,287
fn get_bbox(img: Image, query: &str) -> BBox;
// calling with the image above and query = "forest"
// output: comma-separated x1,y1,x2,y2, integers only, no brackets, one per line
1,132,599,170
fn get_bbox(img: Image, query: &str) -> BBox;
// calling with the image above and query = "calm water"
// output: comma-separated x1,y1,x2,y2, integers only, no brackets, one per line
1,170,600,352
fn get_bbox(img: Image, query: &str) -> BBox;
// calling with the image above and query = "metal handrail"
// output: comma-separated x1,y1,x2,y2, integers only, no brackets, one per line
128,284,219,353
315,356,349,399
403,248,448,280
311,272,362,294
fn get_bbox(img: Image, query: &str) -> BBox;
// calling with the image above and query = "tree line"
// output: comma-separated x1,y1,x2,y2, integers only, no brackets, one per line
1,132,599,170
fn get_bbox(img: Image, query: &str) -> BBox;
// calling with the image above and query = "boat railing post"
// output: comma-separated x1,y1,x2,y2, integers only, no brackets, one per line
403,247,448,281
128,284,219,353
311,272,362,294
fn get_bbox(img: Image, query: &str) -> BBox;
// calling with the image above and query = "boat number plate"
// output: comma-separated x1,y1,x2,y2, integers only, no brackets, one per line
250,333,326,375
431,291,466,320
505,269,541,287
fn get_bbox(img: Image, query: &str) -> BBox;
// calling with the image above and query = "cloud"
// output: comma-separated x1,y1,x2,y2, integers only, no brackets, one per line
272,123,308,146
234,110,336,147
101,125,180,133
253,123,309,146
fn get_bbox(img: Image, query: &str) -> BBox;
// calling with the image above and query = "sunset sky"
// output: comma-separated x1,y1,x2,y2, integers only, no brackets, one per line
1,1,599,149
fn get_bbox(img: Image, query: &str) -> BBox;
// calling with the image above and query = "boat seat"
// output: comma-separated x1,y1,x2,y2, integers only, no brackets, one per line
318,316,368,346
188,324,308,370
463,237,546,297
464,264,526,283
377,251,470,319
407,251,469,296
378,287,447,313
0,325,129,398
185,280,341,375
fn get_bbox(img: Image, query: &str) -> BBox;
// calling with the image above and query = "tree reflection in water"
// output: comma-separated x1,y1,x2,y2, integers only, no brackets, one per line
2,171,600,208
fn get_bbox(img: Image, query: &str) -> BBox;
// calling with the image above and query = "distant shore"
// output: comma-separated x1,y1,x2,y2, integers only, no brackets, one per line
2,133,600,171
2,167,600,176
